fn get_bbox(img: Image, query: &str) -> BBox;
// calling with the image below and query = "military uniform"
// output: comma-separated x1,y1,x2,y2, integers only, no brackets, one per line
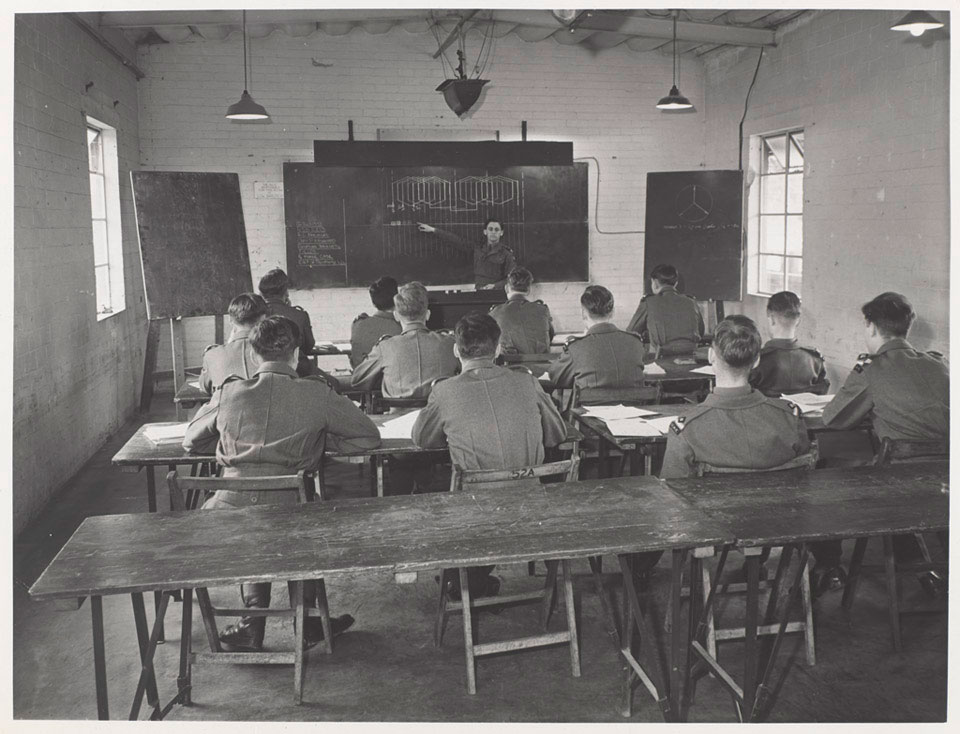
350,322,458,399
264,297,315,377
489,294,555,355
432,228,517,289
749,338,829,397
412,358,568,470
546,322,647,398
627,286,704,357
198,327,258,394
350,310,402,368
821,338,949,441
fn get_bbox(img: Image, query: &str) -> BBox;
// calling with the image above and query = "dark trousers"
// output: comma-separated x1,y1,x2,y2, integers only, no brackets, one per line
448,565,498,597
241,580,318,628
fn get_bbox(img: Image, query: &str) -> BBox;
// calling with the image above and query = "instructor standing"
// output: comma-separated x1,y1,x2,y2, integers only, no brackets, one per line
417,217,516,290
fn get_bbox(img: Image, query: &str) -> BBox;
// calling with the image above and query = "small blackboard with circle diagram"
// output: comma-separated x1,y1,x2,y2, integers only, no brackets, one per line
644,170,743,301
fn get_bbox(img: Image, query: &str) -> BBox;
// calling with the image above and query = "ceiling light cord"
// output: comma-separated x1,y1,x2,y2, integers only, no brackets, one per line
242,10,249,90
738,47,764,171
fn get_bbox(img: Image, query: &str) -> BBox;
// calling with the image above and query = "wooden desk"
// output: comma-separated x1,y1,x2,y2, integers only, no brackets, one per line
29,478,728,720
666,462,949,722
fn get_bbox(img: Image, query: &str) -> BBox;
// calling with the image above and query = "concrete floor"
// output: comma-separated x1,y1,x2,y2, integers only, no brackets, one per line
12,387,948,722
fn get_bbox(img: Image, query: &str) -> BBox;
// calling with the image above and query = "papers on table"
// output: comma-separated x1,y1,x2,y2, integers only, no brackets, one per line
143,422,190,445
538,373,552,382
315,341,352,352
644,415,682,434
644,362,667,375
783,392,834,415
188,380,201,389
604,418,666,437
581,404,660,420
378,409,422,440
690,365,716,375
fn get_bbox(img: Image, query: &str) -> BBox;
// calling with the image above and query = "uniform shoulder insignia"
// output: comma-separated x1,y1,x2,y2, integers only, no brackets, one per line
293,304,306,312
563,334,585,351
625,330,645,342
684,293,697,300
639,294,649,302
928,350,945,358
375,333,393,345
669,416,686,434
202,343,219,354
488,303,500,312
435,328,453,336
800,346,824,360
783,400,802,417
853,353,873,373
353,312,369,322
221,374,244,386
534,299,546,306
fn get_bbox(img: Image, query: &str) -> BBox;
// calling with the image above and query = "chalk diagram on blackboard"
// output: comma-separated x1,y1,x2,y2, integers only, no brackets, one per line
379,171,526,261
675,185,714,223
296,221,345,269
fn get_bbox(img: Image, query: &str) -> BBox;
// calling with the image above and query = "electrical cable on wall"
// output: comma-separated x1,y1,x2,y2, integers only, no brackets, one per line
574,156,645,235
739,47,764,171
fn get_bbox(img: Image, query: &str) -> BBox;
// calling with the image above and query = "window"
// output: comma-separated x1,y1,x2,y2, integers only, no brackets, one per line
86,116,125,319
747,129,804,296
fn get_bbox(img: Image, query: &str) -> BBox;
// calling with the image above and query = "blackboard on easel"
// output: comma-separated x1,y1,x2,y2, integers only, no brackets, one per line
131,171,253,319
644,170,743,301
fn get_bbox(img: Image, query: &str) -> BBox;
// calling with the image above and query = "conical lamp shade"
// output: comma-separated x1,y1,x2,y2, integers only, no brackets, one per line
226,90,270,120
656,85,693,110
890,10,943,35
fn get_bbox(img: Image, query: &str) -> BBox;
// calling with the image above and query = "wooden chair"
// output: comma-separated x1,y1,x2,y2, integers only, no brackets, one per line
166,470,332,704
842,437,949,650
437,456,585,694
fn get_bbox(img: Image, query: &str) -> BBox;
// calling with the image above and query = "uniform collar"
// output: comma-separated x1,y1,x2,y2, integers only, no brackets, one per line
875,337,913,355
507,293,528,303
227,326,252,342
254,361,298,378
461,357,497,372
703,384,766,407
264,296,287,306
763,337,798,351
401,321,429,334
586,322,618,335
658,285,678,295
374,309,396,320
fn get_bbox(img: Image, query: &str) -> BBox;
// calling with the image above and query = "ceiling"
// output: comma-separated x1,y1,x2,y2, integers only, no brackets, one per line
91,8,812,59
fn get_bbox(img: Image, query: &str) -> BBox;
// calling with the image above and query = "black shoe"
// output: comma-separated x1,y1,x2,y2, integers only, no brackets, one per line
219,617,266,652
812,565,847,597
302,614,355,649
918,571,946,600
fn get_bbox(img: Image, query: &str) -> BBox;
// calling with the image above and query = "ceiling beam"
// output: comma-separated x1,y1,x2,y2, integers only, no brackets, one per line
98,10,427,29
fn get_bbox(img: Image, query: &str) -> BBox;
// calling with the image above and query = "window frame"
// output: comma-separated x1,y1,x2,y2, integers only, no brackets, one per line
86,115,125,321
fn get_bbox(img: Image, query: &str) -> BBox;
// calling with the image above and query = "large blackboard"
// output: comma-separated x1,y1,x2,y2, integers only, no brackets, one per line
283,162,589,288
644,170,743,301
131,171,253,319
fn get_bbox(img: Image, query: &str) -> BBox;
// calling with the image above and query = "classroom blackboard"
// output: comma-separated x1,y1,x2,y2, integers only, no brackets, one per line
644,170,743,301
283,162,589,288
131,171,253,319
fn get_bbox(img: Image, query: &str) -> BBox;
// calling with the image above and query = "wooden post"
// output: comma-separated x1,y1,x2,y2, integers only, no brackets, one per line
170,318,187,421
140,320,162,414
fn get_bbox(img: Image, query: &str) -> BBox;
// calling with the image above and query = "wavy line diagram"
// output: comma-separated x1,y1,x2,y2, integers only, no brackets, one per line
382,173,524,260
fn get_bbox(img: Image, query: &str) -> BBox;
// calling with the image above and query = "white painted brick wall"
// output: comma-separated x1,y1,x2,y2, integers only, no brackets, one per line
702,9,949,388
14,14,146,534
138,25,707,362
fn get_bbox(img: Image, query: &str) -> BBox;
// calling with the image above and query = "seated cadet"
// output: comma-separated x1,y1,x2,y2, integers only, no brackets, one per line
749,291,829,397
412,313,568,599
660,315,840,588
183,316,381,651
350,276,402,368
199,293,266,394
627,264,705,358
822,291,949,597
546,285,646,401
259,268,316,377
489,266,554,355
351,281,458,399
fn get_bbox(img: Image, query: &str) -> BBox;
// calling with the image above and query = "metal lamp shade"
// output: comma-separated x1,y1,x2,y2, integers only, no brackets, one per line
890,10,943,35
656,85,693,110
436,79,489,117
226,90,270,120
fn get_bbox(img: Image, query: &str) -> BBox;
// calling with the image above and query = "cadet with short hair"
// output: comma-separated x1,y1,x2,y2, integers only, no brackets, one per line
183,316,381,651
488,266,554,355
749,291,829,396
199,292,267,394
412,313,568,598
546,285,647,400
259,268,316,377
351,281,458,399
350,276,402,368
417,217,517,289
627,264,704,357
822,292,949,597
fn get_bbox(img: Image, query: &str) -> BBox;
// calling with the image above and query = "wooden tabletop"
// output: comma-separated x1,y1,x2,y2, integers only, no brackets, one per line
666,461,949,548
29,477,730,601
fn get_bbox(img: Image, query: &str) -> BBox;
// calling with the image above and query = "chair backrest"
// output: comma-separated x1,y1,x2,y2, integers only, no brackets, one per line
873,437,949,466
166,469,313,510
449,455,581,492
694,445,820,477
575,384,661,407
370,376,448,413
500,352,552,364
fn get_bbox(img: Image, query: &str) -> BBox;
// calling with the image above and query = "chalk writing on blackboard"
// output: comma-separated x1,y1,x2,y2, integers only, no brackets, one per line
297,222,345,268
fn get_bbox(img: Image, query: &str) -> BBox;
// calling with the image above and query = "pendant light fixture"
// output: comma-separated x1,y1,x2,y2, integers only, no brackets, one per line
656,11,693,111
226,10,270,120
890,10,943,36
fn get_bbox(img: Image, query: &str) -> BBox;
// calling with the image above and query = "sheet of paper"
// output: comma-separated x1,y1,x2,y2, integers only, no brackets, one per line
143,422,190,444
783,392,834,415
643,415,682,435
604,418,666,437
582,404,660,420
644,362,667,375
538,373,552,382
333,342,352,352
378,409,422,440
315,340,336,348
188,380,201,389
690,365,716,375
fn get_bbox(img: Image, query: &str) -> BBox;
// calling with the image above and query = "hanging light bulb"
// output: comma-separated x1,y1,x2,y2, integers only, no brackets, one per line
226,10,270,120
657,12,693,111
890,10,943,37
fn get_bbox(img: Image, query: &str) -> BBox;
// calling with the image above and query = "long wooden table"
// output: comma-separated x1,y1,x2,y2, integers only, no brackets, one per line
665,461,949,722
29,478,727,721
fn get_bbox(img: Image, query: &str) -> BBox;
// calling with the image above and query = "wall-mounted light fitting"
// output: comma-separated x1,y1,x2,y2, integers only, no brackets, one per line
226,10,270,120
657,12,693,110
890,10,944,36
